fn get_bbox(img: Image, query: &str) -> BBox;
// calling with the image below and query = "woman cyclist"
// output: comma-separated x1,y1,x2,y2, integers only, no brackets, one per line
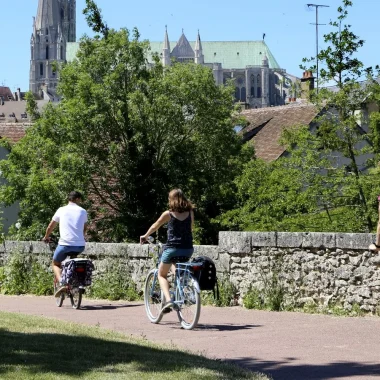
140,189,194,310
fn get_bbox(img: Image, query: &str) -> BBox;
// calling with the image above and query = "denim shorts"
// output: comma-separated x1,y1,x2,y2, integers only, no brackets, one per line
53,245,85,263
161,247,194,264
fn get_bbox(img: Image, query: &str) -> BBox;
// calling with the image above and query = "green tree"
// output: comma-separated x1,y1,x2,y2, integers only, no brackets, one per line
0,1,249,243
298,0,380,231
219,0,380,233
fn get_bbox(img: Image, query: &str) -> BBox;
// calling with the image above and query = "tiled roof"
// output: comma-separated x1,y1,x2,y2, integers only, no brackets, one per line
66,41,281,69
240,103,319,162
0,87,14,101
0,124,29,143
0,100,49,123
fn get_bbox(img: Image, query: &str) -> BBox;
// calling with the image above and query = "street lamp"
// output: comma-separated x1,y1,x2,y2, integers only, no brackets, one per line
306,4,329,93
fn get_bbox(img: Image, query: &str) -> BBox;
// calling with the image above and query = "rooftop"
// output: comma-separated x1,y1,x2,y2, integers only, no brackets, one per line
66,40,281,70
0,98,49,124
0,124,29,143
240,103,319,162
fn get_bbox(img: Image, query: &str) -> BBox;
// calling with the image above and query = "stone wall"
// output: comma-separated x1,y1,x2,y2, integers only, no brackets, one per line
219,232,380,312
1,232,380,312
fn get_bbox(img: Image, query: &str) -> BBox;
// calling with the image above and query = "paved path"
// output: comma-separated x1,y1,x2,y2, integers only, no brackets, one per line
0,295,379,380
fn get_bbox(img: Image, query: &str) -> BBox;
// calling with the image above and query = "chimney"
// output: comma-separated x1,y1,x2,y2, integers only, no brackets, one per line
17,88,21,101
301,71,315,99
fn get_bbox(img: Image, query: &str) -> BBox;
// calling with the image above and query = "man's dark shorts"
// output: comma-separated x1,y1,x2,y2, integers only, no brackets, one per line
53,245,85,263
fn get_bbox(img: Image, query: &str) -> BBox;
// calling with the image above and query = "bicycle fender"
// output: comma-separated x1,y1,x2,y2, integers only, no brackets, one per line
192,277,201,294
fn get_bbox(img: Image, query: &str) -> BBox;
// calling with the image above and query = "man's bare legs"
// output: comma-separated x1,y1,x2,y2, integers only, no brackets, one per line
52,261,62,283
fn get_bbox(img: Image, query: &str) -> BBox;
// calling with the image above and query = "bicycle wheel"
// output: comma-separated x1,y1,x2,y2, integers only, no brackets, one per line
176,277,201,330
144,270,163,323
54,279,64,307
69,287,83,309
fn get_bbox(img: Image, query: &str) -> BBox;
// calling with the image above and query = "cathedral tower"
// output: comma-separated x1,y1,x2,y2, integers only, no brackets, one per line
29,0,76,99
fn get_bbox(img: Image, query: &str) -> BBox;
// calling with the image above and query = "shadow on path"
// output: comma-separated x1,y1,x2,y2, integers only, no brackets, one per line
80,304,143,311
197,323,261,332
231,357,380,380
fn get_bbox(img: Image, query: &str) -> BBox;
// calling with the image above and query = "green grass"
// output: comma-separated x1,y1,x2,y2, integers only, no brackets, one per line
0,311,269,380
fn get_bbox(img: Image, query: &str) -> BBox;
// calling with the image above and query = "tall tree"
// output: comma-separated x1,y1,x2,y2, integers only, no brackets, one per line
218,0,380,233
298,0,380,231
0,1,249,243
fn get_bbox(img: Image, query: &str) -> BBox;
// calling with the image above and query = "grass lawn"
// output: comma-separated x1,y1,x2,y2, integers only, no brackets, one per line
0,311,270,380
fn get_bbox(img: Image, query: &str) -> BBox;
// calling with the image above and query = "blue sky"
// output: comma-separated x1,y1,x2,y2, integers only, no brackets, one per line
1,0,379,91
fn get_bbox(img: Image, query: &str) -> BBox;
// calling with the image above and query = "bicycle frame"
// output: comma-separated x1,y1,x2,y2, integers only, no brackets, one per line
148,261,201,309
144,237,202,329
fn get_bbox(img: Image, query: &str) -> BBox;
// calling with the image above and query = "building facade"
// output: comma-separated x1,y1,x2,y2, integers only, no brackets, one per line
29,0,76,100
148,28,297,108
31,1,296,109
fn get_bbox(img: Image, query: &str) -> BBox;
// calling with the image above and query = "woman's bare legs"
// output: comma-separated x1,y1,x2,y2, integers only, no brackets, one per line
158,262,172,303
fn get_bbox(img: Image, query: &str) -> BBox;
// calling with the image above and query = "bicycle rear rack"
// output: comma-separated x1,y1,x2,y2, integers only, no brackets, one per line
175,262,196,287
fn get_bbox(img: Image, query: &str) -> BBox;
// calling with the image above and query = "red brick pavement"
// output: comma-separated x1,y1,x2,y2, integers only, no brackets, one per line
0,295,379,380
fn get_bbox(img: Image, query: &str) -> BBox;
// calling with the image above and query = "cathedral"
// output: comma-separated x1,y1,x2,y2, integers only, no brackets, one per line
148,28,296,108
29,0,76,100
30,1,297,108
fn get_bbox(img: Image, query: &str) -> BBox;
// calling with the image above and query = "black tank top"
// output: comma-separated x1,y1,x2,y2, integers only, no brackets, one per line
165,212,193,249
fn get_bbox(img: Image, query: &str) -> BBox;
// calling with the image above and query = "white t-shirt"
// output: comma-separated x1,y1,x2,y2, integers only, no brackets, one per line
52,202,88,246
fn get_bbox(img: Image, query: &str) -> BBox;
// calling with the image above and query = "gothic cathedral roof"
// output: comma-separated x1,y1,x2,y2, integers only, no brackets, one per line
149,40,280,69
171,32,195,59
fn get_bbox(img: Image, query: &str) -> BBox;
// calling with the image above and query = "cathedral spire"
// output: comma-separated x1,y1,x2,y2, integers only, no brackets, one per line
194,30,202,52
35,0,60,31
164,25,170,51
194,30,204,64
162,25,171,67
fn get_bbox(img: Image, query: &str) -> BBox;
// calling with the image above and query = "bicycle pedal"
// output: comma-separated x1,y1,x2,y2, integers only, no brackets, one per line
162,307,172,314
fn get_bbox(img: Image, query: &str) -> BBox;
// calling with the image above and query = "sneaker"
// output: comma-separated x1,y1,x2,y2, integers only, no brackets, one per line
54,285,67,297
162,301,174,311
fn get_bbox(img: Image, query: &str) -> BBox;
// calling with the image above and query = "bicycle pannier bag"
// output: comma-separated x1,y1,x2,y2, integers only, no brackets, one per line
61,259,94,287
191,256,219,299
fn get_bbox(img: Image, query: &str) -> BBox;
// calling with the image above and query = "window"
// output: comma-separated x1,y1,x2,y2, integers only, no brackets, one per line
46,28,49,35
257,74,261,97
40,63,43,76
46,45,49,60
60,45,63,60
241,87,246,102
250,74,255,98
235,87,240,102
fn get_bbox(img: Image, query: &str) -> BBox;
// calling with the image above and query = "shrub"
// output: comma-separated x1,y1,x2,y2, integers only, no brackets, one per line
243,287,264,310
88,262,141,301
202,274,238,307
0,253,52,295
29,261,53,296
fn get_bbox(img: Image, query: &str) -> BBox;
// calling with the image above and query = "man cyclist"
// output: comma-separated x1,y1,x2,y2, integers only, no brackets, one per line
43,191,88,297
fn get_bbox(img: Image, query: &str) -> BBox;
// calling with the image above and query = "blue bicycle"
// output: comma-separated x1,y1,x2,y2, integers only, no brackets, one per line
144,237,201,330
